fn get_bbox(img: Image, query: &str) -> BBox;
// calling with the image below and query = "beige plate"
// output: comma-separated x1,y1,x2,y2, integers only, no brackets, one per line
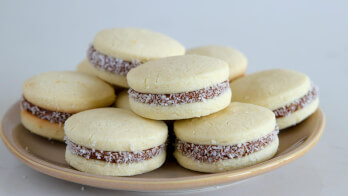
1,101,325,192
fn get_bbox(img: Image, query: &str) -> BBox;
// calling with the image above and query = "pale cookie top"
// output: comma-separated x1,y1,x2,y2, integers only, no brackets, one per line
93,28,185,62
127,55,229,94
174,102,276,145
23,71,115,113
230,69,311,110
64,108,168,151
186,45,247,80
114,90,130,110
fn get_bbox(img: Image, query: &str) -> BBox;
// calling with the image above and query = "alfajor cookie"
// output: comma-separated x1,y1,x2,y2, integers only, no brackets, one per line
230,69,319,130
114,90,130,110
174,102,279,173
64,108,168,176
127,55,232,120
21,71,115,141
186,45,247,81
87,28,185,88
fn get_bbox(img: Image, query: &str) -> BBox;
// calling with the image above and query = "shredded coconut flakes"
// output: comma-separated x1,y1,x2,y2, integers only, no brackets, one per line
65,137,165,164
20,98,72,124
176,126,279,163
273,85,319,118
87,45,141,76
129,80,230,106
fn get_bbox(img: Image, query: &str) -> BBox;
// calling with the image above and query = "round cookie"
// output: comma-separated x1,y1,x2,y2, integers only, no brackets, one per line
21,71,116,141
64,108,168,176
87,28,185,88
230,69,319,130
127,55,232,120
174,102,279,173
186,45,247,81
76,59,96,76
114,90,130,110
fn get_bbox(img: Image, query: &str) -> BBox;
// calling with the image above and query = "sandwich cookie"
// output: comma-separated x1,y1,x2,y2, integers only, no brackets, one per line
230,69,319,130
21,71,115,141
174,102,279,173
64,108,168,176
114,90,130,110
87,28,185,88
186,45,247,81
127,55,232,120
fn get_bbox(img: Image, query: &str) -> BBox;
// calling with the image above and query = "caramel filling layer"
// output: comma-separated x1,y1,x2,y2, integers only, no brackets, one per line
176,126,279,163
87,45,142,76
65,137,165,164
128,80,230,106
20,98,72,125
273,85,318,118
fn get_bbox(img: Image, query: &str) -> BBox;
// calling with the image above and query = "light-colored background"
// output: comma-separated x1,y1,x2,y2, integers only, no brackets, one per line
0,0,347,195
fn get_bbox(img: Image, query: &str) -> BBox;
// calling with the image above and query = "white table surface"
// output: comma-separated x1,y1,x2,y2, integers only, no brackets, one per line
0,0,347,195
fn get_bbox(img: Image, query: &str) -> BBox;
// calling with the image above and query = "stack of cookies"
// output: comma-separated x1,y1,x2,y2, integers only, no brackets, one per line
20,28,319,176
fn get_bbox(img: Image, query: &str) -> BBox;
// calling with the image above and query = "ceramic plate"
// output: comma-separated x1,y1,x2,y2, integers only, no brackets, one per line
1,101,325,192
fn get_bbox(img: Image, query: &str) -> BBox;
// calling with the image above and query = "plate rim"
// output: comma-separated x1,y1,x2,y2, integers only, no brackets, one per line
0,101,325,191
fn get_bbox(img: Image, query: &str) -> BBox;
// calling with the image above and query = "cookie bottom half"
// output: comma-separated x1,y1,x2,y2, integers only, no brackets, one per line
277,98,319,130
129,90,232,120
21,110,64,141
174,137,279,173
65,150,166,176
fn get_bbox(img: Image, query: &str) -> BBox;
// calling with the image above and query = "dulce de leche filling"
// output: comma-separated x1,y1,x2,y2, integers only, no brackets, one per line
87,45,142,76
176,126,279,163
20,98,72,125
273,85,319,118
65,137,165,164
128,80,230,106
